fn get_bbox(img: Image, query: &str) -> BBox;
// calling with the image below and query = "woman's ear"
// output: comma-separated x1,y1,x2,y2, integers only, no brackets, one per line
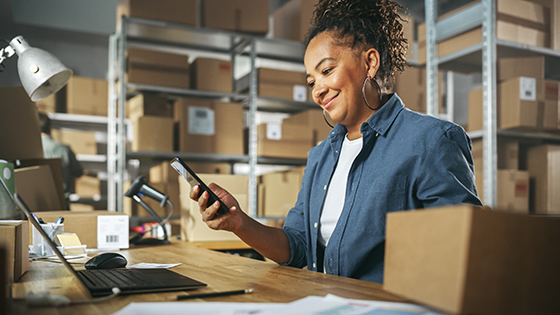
365,48,380,78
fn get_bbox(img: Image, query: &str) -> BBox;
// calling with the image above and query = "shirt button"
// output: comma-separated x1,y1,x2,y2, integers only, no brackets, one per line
314,222,318,228
376,132,379,137
313,263,316,268
324,185,327,190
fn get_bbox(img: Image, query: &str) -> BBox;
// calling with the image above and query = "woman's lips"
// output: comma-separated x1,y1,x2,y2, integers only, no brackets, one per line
322,94,338,110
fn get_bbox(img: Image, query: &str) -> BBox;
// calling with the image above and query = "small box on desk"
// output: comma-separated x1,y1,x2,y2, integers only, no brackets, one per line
384,204,560,315
0,220,29,281
29,211,129,249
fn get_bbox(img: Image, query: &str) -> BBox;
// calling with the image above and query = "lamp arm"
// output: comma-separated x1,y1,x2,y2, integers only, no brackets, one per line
0,45,15,66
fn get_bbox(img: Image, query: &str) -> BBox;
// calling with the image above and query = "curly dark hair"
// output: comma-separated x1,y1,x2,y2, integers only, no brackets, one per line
304,0,408,89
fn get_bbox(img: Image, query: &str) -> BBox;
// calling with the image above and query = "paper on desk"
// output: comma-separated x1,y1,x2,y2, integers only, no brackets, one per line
111,294,446,315
128,263,182,269
111,302,283,315
257,294,446,315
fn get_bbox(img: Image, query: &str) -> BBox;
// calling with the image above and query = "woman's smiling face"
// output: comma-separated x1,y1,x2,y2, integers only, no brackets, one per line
304,31,375,131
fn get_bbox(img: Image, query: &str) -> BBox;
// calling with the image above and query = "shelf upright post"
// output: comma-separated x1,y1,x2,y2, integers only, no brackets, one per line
107,32,118,212
482,0,497,208
247,38,258,217
425,0,438,118
116,16,128,213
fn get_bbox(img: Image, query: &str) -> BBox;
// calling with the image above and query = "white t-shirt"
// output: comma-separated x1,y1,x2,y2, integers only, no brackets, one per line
318,135,363,247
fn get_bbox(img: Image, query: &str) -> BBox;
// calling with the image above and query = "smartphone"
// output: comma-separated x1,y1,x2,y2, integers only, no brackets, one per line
170,157,230,216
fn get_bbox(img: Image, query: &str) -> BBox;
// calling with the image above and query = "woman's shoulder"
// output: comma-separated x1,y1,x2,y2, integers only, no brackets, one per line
398,107,466,137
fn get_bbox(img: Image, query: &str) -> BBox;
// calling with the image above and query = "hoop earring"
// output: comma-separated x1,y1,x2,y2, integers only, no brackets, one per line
323,109,334,128
362,76,382,111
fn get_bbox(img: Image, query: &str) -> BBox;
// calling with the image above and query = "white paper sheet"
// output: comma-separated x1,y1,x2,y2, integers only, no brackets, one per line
111,302,282,315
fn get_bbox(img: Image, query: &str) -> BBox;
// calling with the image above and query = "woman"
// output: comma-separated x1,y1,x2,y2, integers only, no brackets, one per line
190,0,482,284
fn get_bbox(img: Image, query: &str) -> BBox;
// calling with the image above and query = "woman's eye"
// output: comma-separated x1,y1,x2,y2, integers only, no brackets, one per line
322,68,332,75
307,81,315,88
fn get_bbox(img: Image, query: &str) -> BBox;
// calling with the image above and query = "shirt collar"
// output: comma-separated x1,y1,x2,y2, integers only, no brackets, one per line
329,93,405,138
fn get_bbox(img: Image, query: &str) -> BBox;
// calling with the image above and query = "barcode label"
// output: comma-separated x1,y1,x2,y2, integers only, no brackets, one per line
106,235,119,243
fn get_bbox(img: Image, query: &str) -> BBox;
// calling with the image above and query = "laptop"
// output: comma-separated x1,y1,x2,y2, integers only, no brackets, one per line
13,192,207,297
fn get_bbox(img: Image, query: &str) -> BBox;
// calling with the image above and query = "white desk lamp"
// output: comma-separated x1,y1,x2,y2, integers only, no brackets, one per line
0,35,72,101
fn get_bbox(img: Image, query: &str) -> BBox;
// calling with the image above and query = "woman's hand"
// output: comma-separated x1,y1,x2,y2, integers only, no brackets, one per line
189,183,245,232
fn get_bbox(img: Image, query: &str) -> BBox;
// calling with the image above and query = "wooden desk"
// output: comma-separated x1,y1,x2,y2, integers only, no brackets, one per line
11,242,407,315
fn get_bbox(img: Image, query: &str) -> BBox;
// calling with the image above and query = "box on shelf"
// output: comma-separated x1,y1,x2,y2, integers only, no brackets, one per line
496,169,530,214
190,58,232,93
393,66,444,113
131,116,174,152
63,76,108,116
127,47,190,89
75,175,101,197
526,144,560,214
498,77,559,130
384,204,560,315
0,87,43,161
272,0,316,42
174,98,244,155
250,123,313,159
524,0,560,50
0,220,29,281
282,109,332,146
178,174,247,242
239,67,309,102
51,129,98,155
498,56,548,82
257,167,303,217
30,211,129,249
417,0,551,64
498,139,520,170
202,0,269,35
35,93,56,114
117,0,198,29
126,93,173,122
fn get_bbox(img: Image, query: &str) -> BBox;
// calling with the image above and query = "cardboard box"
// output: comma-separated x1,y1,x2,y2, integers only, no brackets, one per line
131,116,174,152
384,204,560,315
174,98,244,155
117,0,198,28
237,68,310,101
75,175,101,197
258,168,303,217
126,93,173,122
498,77,559,130
524,0,560,50
283,109,332,146
127,48,190,89
272,0,316,42
526,144,560,214
393,66,444,113
179,174,247,242
51,129,97,155
498,139,520,170
35,93,56,114
190,58,232,93
251,123,313,159
417,0,551,64
64,76,108,116
497,169,530,213
32,211,128,249
498,56,547,82
202,0,269,35
0,221,29,281
0,87,44,161
14,164,64,211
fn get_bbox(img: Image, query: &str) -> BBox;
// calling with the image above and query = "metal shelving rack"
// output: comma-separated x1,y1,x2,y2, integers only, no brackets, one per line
424,0,560,208
107,16,313,216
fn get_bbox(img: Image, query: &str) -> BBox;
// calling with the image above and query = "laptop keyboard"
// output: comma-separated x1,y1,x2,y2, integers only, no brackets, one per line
79,269,161,288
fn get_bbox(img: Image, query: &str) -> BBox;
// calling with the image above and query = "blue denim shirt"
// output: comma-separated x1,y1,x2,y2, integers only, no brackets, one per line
281,94,482,283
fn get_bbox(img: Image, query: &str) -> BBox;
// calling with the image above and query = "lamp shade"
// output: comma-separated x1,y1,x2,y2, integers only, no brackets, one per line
10,36,72,102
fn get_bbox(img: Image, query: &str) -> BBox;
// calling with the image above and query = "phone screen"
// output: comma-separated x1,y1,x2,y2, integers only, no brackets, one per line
170,157,230,216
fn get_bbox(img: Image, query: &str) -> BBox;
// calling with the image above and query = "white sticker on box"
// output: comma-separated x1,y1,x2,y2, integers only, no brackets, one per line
266,123,282,140
188,106,215,135
293,85,307,102
97,215,129,249
519,77,536,101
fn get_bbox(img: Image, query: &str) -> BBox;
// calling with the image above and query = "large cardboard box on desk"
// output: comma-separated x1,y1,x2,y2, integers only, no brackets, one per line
202,0,269,35
0,87,43,161
178,174,247,242
174,98,244,155
32,211,128,249
127,47,190,89
14,161,66,211
63,76,108,116
384,205,560,315
0,221,28,281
